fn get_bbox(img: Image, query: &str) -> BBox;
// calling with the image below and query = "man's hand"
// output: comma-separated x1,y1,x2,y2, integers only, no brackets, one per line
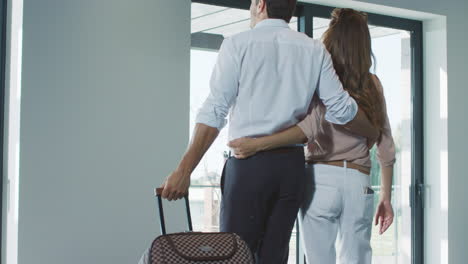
159,123,219,201
228,137,261,159
161,170,191,201
374,199,394,235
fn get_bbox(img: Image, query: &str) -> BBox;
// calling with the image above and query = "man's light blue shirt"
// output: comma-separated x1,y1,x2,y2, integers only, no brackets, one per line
196,19,358,140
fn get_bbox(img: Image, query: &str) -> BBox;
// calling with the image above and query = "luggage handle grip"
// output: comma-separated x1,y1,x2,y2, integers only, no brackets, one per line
154,188,193,235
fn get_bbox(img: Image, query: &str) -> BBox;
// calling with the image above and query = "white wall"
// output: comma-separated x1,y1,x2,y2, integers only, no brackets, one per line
16,0,190,263
443,6,468,263
423,17,448,264
3,0,24,263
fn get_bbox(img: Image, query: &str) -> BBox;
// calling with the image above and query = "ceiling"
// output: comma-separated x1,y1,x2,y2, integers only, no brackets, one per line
191,3,297,37
191,3,408,39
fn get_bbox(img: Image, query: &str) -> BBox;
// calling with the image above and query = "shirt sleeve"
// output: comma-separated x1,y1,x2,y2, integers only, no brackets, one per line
316,46,358,125
195,38,240,130
297,96,320,141
374,76,396,167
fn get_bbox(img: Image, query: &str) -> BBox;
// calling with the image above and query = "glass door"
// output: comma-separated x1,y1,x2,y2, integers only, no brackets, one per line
301,5,423,264
190,2,423,264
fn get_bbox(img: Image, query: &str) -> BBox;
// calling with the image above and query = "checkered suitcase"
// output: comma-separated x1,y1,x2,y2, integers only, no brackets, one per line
149,188,254,264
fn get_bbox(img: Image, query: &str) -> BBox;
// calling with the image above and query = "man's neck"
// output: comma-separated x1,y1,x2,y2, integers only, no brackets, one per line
252,15,269,28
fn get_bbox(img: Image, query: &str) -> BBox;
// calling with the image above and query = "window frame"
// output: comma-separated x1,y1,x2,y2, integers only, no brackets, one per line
190,1,424,263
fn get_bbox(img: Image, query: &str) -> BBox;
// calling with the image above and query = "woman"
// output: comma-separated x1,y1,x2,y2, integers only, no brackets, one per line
228,8,395,264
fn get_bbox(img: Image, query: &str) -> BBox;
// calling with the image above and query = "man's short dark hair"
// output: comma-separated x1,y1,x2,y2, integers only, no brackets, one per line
257,0,297,22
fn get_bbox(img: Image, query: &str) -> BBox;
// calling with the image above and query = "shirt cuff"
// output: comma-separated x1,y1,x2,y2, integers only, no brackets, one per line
379,158,396,167
324,97,358,125
195,109,227,130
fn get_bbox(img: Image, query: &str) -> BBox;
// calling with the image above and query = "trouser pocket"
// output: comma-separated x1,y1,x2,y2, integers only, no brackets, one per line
220,158,229,195
363,191,375,224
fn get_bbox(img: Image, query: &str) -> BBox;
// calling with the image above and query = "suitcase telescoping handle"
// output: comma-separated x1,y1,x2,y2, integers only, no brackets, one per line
154,188,193,235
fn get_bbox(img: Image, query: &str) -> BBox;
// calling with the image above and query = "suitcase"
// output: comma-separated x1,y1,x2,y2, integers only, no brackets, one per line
148,188,254,264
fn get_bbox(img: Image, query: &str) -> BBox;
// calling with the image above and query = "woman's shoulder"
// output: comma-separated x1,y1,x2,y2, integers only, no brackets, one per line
370,73,381,84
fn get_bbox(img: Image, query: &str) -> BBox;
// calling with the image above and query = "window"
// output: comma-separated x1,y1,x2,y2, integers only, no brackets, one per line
189,2,423,264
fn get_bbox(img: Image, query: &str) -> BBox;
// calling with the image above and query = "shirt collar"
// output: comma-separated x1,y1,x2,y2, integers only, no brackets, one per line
254,19,289,29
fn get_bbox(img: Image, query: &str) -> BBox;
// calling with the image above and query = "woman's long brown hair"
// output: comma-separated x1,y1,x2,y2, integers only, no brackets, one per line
323,8,384,133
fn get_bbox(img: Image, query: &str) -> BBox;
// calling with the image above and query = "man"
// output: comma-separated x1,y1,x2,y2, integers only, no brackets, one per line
160,0,371,263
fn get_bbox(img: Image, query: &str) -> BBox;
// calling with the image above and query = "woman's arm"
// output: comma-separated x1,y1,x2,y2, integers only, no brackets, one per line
228,125,307,159
380,165,393,201
373,74,396,235
229,98,319,159
375,165,394,235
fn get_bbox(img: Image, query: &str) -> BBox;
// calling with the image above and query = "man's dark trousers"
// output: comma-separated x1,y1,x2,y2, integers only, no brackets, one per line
220,147,306,264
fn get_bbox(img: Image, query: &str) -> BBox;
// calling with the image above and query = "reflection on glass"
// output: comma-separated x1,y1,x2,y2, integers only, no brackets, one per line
313,17,413,264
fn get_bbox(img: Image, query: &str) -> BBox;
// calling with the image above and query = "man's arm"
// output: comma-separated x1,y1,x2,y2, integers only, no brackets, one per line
316,46,378,140
161,124,219,201
316,47,358,125
228,125,306,159
161,38,240,200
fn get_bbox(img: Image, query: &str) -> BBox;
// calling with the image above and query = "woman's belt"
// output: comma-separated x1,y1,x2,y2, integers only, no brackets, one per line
309,160,371,175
